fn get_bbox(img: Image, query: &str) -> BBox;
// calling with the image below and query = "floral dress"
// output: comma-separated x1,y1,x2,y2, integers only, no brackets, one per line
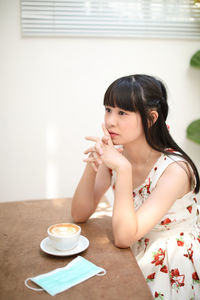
111,152,200,300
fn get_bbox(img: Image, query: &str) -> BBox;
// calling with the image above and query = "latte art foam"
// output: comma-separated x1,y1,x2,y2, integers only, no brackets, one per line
49,224,79,237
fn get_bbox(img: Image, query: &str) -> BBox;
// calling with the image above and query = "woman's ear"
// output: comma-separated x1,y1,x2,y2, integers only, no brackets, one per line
149,110,159,126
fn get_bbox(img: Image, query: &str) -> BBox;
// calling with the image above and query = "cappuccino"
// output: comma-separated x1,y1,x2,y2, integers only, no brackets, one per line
49,223,79,237
47,223,81,251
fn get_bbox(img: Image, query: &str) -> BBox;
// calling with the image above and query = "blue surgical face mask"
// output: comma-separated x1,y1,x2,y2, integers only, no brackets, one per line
25,256,106,296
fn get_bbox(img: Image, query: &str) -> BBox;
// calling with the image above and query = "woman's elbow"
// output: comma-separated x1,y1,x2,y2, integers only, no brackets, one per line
71,209,90,223
113,230,138,249
114,241,130,249
114,236,133,249
71,213,85,223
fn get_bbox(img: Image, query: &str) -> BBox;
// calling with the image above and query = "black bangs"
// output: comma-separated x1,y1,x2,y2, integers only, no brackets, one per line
103,78,137,112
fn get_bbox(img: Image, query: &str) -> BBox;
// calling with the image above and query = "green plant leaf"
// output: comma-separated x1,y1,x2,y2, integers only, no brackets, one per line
186,119,200,144
190,50,200,68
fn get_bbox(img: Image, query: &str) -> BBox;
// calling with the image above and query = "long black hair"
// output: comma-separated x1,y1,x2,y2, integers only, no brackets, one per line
103,74,199,194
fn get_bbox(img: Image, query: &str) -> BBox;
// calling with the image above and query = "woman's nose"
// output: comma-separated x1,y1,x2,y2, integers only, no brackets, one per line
105,113,117,127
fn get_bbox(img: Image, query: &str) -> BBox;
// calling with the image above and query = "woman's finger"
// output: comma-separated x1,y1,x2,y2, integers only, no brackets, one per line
101,124,113,145
84,145,103,156
83,157,96,163
83,152,102,165
85,136,101,143
93,152,102,164
84,146,96,155
95,142,103,155
102,136,109,145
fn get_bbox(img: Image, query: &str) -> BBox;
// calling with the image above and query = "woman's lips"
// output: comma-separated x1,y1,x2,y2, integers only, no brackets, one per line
108,131,119,138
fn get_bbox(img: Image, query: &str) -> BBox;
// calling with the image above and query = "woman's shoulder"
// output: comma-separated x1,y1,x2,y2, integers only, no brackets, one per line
156,150,195,193
149,150,194,189
162,150,193,180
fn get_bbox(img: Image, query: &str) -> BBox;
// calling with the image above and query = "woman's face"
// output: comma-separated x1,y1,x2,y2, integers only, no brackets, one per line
104,106,145,146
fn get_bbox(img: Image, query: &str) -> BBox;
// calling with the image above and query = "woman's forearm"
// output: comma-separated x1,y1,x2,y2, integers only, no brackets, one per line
112,164,138,248
71,163,97,222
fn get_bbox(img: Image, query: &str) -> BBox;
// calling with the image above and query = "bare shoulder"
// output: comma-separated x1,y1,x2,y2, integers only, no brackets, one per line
157,160,191,197
164,160,192,181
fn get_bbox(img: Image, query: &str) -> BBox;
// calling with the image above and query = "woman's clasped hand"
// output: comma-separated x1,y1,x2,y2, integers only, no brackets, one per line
83,124,125,172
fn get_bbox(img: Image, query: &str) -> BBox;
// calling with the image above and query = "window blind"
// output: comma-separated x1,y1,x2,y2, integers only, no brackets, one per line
21,0,200,39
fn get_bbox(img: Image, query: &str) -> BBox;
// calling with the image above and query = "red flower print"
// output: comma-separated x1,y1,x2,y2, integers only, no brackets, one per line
193,197,197,203
177,240,184,246
146,272,155,282
192,272,199,281
192,272,200,284
155,291,164,299
154,167,157,171
197,234,200,243
183,244,194,263
109,168,113,176
146,178,151,194
133,191,136,197
188,246,193,263
161,218,172,225
188,244,194,262
112,183,115,190
148,272,155,280
170,268,185,291
139,179,152,197
144,238,150,251
160,265,168,273
176,233,184,246
187,205,192,214
139,187,143,194
171,269,180,277
151,248,165,266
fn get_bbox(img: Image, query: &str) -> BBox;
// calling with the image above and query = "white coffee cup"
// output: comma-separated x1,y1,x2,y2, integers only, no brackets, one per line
47,223,81,251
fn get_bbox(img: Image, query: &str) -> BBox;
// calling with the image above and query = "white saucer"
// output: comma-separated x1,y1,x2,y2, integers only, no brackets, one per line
40,235,89,256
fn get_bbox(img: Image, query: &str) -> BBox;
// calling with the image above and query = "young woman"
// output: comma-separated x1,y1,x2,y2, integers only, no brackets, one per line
71,74,200,299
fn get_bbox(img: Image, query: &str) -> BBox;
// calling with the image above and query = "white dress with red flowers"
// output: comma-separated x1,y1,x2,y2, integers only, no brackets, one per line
112,152,200,300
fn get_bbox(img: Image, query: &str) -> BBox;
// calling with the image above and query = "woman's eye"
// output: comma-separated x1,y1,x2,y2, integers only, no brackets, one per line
105,107,111,113
119,111,126,115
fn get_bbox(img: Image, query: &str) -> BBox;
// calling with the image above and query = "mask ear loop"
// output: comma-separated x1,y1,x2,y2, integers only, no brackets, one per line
96,269,106,276
24,278,44,291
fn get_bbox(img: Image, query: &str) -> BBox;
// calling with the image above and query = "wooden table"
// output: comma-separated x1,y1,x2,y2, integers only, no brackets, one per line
0,198,153,300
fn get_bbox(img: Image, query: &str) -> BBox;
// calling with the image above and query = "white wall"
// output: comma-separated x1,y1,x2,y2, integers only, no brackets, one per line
1,0,200,202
